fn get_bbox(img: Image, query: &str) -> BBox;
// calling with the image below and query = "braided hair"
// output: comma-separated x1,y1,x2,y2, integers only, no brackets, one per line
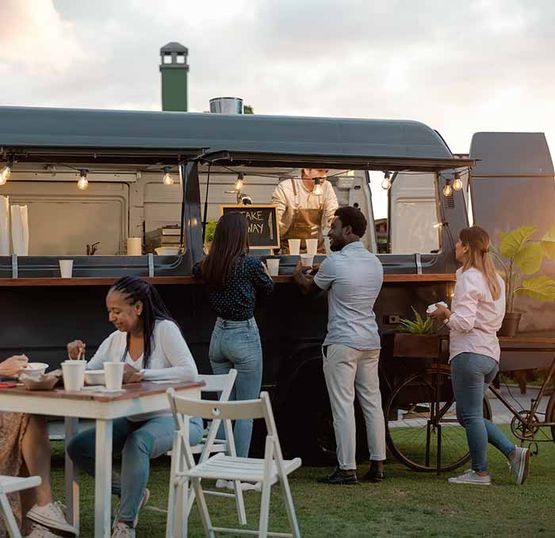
109,276,176,369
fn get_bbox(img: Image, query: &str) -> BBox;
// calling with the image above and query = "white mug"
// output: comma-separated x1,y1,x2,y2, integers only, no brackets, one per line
62,360,86,391
104,362,125,390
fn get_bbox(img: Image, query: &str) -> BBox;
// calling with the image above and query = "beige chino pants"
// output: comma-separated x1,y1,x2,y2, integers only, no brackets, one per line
322,344,386,470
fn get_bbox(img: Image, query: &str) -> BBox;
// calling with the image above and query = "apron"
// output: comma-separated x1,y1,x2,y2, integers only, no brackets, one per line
280,180,325,254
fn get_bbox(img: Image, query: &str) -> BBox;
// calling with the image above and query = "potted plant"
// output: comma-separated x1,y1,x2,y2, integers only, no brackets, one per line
494,225,555,336
203,220,218,254
393,307,442,359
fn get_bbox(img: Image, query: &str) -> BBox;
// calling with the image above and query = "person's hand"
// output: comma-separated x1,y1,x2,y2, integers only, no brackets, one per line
67,340,86,360
311,263,320,275
293,260,303,276
429,304,451,322
123,363,144,384
0,354,29,377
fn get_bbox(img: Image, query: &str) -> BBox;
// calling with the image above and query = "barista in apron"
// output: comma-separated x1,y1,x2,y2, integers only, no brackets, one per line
281,179,324,253
272,169,339,254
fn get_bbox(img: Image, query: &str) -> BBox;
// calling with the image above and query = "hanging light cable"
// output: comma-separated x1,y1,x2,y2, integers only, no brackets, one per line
313,176,323,196
234,172,244,191
162,166,174,185
0,160,13,186
77,169,89,190
381,171,392,190
452,172,463,191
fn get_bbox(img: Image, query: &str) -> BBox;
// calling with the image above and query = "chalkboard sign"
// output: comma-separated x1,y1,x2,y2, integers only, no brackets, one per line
221,205,280,249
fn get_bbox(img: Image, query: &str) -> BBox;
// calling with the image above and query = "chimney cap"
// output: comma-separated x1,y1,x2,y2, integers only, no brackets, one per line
160,42,188,54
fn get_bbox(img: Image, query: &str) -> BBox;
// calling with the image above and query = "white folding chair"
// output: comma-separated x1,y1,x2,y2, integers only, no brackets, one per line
0,475,41,538
166,370,243,537
166,390,301,538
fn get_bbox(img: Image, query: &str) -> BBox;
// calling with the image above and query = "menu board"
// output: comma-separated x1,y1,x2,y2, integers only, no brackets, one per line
221,205,280,249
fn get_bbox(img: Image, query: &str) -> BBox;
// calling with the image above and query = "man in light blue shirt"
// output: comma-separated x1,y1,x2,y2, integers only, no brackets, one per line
294,206,386,484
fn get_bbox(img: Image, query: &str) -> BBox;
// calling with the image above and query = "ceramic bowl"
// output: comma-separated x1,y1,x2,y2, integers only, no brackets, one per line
21,362,49,378
84,370,106,386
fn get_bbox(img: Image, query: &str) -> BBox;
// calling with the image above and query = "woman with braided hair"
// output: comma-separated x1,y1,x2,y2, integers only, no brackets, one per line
66,276,202,538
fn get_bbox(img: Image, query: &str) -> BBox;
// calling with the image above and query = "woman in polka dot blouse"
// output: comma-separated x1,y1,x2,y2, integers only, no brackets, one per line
194,212,274,457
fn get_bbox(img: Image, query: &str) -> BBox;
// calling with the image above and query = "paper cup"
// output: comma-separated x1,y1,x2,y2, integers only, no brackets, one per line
266,258,280,276
104,362,125,390
127,237,142,256
62,360,86,391
300,254,314,268
288,239,301,255
59,259,73,278
305,238,318,256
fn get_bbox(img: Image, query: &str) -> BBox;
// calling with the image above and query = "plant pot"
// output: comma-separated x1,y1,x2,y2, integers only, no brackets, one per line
393,333,441,359
498,312,522,337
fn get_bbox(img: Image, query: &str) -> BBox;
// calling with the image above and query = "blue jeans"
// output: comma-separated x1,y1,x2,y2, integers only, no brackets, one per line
67,416,203,524
451,352,515,473
209,317,263,458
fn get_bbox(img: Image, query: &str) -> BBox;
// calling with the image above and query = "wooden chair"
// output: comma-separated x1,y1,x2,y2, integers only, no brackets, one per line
166,390,301,538
166,370,241,536
0,475,41,538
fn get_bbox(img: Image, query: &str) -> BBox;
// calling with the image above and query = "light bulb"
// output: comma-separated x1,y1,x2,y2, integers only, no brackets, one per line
235,173,244,191
77,169,88,190
162,167,174,185
313,177,323,195
443,182,453,197
452,173,463,191
381,171,392,190
0,164,12,185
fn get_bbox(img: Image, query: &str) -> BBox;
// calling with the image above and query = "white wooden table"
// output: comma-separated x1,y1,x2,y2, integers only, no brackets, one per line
0,381,202,538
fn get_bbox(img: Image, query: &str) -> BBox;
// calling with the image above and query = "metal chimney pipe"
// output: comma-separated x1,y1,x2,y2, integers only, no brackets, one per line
209,97,244,114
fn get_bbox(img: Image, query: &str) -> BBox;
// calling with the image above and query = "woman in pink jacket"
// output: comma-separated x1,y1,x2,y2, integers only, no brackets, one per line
430,226,530,486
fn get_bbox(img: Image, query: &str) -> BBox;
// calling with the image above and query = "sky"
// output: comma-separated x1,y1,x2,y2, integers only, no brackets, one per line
0,0,554,157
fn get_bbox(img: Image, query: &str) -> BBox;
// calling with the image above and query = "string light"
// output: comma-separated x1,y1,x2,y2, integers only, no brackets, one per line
0,161,13,185
77,169,89,190
234,172,244,191
313,176,323,196
452,172,463,191
162,166,174,185
381,171,392,190
442,179,453,197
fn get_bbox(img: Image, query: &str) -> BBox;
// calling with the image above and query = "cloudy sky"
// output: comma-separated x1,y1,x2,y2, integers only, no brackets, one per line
0,0,554,155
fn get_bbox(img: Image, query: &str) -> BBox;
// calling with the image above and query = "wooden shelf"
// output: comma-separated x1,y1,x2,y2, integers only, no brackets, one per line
0,273,457,286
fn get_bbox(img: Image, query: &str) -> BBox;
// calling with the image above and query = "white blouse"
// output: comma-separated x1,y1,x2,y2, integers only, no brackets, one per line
447,267,506,362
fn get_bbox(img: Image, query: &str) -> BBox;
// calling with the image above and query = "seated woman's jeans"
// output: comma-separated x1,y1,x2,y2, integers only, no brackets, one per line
209,317,263,458
67,416,203,524
451,352,514,472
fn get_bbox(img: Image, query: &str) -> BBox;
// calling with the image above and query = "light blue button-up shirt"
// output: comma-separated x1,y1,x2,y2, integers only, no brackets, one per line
313,241,383,350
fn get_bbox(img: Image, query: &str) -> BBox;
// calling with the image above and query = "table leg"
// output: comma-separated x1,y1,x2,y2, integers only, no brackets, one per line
95,419,113,538
64,417,80,531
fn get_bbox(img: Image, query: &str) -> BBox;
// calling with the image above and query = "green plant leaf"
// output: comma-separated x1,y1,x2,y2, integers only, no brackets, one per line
398,307,437,334
499,226,537,259
513,241,543,274
541,226,555,260
515,276,555,302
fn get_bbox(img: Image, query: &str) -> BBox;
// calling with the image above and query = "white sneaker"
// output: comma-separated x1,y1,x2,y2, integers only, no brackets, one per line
509,446,530,485
25,523,61,538
26,502,78,537
111,522,135,538
448,470,491,486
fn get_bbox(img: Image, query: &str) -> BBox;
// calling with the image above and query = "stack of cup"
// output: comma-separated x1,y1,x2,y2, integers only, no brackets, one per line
62,360,86,391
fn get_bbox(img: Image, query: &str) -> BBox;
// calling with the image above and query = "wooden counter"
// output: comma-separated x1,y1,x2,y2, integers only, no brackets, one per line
0,273,457,286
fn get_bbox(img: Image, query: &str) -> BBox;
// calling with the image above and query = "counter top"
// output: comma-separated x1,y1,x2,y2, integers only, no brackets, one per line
0,273,457,286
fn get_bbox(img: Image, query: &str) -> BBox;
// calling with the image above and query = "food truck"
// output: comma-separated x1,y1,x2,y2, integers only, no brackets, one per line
0,106,552,461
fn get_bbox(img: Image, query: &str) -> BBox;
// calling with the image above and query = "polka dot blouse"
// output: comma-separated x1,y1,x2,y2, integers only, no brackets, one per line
193,255,274,321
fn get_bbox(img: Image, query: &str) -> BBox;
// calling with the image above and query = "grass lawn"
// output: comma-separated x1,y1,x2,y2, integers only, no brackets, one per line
49,426,555,537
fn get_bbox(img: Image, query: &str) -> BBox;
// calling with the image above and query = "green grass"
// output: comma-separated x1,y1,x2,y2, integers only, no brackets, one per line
50,427,555,537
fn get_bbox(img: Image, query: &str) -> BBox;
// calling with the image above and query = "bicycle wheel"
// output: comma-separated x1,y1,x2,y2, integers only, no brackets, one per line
385,368,492,472
546,391,555,442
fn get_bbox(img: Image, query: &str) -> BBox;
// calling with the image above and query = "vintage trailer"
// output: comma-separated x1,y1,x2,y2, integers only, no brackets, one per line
0,106,479,461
